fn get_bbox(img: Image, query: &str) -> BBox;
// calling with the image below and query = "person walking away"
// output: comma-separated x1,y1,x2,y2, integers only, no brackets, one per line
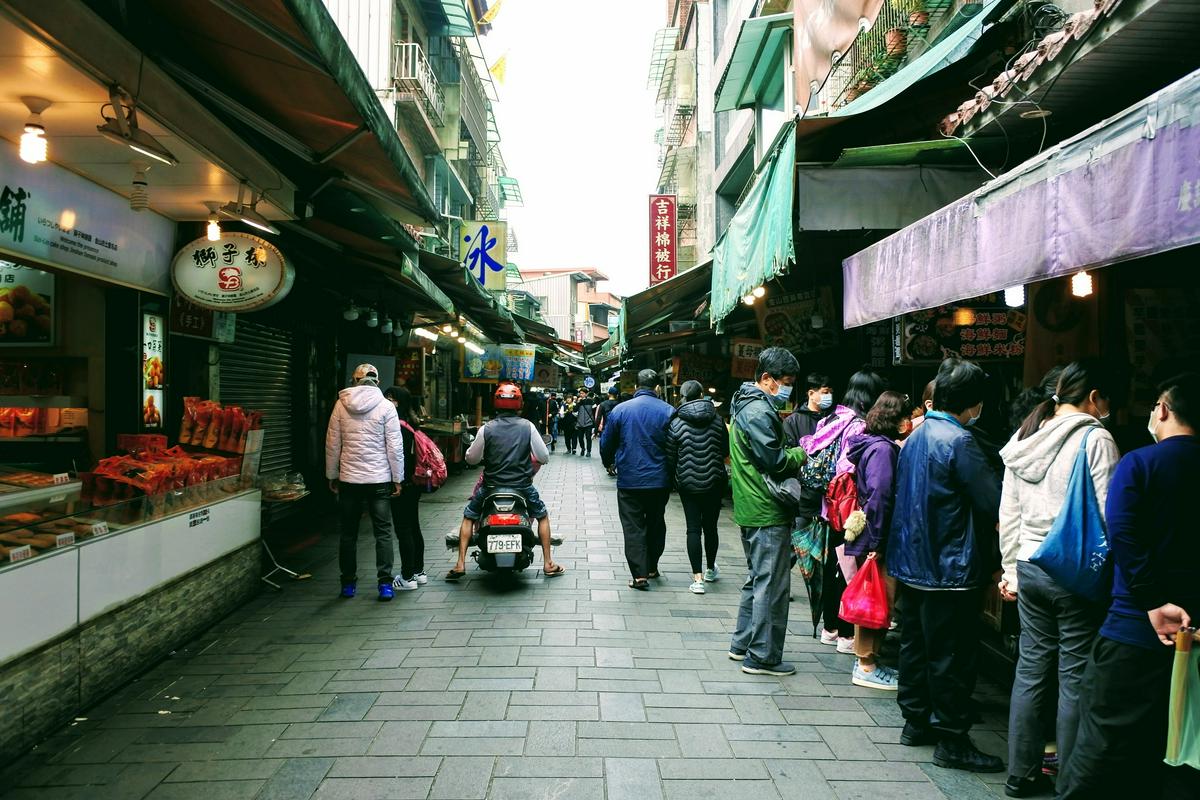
561,396,578,455
783,372,834,445
665,379,730,594
575,388,597,456
447,382,563,580
843,390,908,691
383,386,428,591
326,364,404,601
802,368,886,653
888,357,1003,772
728,347,807,676
601,370,673,590
596,386,619,433
546,391,560,452
997,359,1121,797
1061,373,1200,800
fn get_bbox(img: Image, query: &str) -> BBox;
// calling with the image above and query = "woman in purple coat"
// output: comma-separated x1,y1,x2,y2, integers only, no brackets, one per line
842,391,908,691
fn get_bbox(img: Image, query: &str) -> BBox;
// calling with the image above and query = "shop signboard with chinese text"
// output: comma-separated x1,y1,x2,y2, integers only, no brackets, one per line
672,352,727,388
0,142,174,294
169,295,234,342
501,345,536,382
0,261,54,346
756,288,837,353
142,313,164,429
897,293,1027,364
394,348,423,388
649,195,677,286
730,339,764,379
171,233,294,312
461,220,507,291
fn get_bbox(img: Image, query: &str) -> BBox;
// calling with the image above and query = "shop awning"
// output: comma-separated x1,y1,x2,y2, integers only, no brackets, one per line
620,261,713,355
418,251,525,342
842,67,1200,328
418,0,477,37
796,166,986,231
711,123,796,325
714,13,792,113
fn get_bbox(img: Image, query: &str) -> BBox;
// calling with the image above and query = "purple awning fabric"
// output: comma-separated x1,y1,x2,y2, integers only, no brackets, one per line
842,67,1200,328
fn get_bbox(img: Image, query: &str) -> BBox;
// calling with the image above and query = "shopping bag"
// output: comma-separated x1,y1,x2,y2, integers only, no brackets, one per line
1030,428,1111,602
839,557,889,629
1165,630,1200,769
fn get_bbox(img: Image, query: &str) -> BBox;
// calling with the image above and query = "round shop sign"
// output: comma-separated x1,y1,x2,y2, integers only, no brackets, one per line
583,376,596,388
171,232,294,312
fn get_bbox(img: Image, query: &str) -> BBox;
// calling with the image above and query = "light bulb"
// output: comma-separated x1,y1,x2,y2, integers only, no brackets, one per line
206,218,221,242
742,294,755,306
381,319,393,334
752,286,766,298
366,311,379,328
20,128,46,164
343,306,360,321
1004,286,1025,307
953,308,976,327
1071,271,1093,298
457,335,466,344
441,324,453,333
393,327,405,339
413,328,438,341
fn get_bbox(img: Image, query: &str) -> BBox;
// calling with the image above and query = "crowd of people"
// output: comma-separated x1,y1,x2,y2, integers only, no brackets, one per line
324,353,1199,798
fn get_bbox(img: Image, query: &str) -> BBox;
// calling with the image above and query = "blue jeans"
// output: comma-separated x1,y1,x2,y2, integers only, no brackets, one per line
730,524,792,665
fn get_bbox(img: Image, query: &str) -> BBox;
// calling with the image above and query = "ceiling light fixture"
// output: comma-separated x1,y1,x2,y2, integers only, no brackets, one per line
97,86,178,166
953,307,976,327
203,201,222,241
129,162,150,212
456,335,467,344
380,317,393,335
463,341,485,355
365,310,379,328
19,96,50,164
393,326,406,339
1019,108,1052,120
1071,270,1093,298
752,286,766,298
413,327,438,341
1004,285,1025,307
742,294,755,306
218,183,280,235
343,304,360,321
441,323,454,334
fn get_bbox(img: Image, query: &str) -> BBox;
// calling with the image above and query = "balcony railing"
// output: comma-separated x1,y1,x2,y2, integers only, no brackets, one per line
393,41,445,126
454,41,488,150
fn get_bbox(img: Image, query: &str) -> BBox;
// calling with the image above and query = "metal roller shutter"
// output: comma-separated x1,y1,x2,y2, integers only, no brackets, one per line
219,320,294,476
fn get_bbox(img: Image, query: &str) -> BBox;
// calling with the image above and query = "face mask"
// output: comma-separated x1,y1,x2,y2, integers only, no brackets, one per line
1098,412,1110,421
817,392,833,410
967,408,982,427
1148,410,1160,442
911,414,925,430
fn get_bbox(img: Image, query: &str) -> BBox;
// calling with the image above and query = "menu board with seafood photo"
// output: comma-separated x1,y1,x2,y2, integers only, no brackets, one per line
0,261,55,346
898,293,1027,364
142,313,165,429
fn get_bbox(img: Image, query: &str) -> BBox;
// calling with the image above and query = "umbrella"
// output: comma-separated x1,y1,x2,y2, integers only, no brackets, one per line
1165,628,1200,769
792,518,830,637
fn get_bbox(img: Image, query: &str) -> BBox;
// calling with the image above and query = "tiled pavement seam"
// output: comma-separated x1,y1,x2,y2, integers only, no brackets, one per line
0,453,1014,799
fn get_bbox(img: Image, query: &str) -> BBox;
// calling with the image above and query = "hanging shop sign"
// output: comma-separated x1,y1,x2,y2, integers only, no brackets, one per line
169,295,234,342
531,362,561,389
394,348,424,388
171,233,294,312
502,345,536,382
896,293,1027,364
649,194,677,286
672,353,727,388
0,142,174,294
142,313,164,429
461,220,508,291
756,287,837,353
0,261,54,346
730,339,765,379
461,343,535,383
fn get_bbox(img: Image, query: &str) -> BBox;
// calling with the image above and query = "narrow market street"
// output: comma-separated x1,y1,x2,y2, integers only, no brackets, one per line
2,454,1013,800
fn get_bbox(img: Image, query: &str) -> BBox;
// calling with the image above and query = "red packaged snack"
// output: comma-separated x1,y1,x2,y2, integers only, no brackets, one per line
178,397,200,444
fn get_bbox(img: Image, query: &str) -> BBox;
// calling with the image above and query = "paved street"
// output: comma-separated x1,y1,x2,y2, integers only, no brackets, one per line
2,453,1015,799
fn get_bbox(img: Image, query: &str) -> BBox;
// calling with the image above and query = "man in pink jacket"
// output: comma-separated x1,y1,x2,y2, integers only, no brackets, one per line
326,364,405,601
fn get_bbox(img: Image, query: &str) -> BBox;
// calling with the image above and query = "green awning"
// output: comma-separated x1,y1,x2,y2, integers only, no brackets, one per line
498,176,523,205
711,122,796,326
826,0,1001,118
714,13,791,113
833,137,1006,167
400,255,455,315
418,0,477,38
647,27,680,89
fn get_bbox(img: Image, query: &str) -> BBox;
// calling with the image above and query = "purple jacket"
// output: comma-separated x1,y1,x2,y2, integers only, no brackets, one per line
844,432,900,557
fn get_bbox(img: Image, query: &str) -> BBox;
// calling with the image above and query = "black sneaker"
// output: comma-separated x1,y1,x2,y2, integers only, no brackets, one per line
933,736,1005,773
1004,774,1053,798
899,721,938,747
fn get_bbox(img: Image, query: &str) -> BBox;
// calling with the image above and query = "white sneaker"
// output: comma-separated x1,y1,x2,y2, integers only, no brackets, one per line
392,575,419,591
689,580,706,594
836,637,855,654
820,629,839,646
852,663,899,691
414,572,428,586
703,566,720,582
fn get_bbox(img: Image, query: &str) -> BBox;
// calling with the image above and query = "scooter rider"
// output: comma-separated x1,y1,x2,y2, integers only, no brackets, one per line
446,382,565,580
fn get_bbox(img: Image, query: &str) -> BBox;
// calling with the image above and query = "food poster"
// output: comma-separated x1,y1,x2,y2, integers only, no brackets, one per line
142,313,164,428
755,287,837,354
899,294,1027,364
531,362,561,389
0,261,54,345
462,344,505,383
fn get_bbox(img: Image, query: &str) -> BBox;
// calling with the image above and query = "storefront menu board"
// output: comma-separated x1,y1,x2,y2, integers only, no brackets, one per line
142,313,164,428
897,293,1027,364
756,288,837,354
0,261,54,346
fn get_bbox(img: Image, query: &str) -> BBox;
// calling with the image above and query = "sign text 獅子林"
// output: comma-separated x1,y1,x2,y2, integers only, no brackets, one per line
172,233,293,313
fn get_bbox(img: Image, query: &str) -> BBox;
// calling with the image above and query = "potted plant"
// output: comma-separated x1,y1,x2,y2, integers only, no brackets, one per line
885,26,908,57
890,0,929,27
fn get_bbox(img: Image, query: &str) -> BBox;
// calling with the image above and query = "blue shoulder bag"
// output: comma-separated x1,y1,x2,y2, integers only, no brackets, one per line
1029,427,1111,602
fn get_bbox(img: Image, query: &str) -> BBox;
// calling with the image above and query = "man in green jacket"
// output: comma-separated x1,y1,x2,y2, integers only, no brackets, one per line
728,347,807,676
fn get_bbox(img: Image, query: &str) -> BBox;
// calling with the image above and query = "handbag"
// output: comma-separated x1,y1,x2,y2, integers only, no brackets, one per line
839,557,889,629
1029,427,1111,602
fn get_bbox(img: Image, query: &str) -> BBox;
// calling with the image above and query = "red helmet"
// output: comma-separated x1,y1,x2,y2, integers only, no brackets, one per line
494,382,523,411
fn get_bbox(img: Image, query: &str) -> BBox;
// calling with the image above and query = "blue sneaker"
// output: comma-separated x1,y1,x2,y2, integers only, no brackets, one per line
378,583,394,601
339,583,356,599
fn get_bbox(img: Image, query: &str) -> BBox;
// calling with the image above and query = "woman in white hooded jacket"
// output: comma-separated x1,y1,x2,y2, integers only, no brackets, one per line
998,359,1121,798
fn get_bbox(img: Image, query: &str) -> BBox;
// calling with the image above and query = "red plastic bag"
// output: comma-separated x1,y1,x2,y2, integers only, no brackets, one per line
839,558,889,629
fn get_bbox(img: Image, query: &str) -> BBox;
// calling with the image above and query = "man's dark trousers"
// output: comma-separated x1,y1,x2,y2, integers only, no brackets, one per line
618,488,670,578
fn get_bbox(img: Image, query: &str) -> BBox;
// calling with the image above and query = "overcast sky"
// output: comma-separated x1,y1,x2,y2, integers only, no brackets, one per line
481,0,665,298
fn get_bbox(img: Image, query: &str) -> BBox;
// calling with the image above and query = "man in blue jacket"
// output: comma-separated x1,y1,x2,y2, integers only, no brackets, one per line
887,357,1003,773
601,369,674,590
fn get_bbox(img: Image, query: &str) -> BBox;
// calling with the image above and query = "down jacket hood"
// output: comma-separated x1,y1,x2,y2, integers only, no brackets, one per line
677,398,718,426
325,385,404,485
1000,413,1097,483
339,385,387,414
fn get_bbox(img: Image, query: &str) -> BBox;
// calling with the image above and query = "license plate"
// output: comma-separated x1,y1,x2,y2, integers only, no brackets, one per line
486,534,523,554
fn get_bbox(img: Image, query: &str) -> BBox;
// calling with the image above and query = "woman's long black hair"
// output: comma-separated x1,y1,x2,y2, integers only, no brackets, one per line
1016,358,1119,441
843,367,887,418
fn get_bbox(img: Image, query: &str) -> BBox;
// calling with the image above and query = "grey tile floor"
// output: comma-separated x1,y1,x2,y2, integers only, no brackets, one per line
1,452,1021,799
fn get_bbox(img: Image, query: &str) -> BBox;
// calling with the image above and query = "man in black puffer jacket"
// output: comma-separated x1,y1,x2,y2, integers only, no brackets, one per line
665,380,730,594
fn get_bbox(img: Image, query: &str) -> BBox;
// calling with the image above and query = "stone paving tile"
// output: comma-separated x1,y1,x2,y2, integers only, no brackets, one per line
0,455,1021,799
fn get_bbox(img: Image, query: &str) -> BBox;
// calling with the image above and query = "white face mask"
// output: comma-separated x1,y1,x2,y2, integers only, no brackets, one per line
1148,408,1160,442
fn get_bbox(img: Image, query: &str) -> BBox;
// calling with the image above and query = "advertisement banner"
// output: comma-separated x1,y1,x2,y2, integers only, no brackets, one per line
462,344,506,383
172,233,294,312
0,261,54,346
649,194,677,286
756,287,838,353
142,313,164,429
897,293,1027,364
461,220,508,291
501,344,536,381
531,362,560,389
730,339,765,379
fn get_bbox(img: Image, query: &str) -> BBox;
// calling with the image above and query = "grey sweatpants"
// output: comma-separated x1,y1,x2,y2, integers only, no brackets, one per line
730,524,792,665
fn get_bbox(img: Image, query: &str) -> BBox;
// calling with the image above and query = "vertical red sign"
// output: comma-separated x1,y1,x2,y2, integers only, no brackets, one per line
649,194,677,286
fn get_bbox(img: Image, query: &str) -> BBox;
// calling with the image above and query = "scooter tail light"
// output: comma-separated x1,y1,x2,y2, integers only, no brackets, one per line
486,513,523,526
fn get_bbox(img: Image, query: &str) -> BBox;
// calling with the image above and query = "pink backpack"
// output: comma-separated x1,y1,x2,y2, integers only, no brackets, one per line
401,421,447,492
